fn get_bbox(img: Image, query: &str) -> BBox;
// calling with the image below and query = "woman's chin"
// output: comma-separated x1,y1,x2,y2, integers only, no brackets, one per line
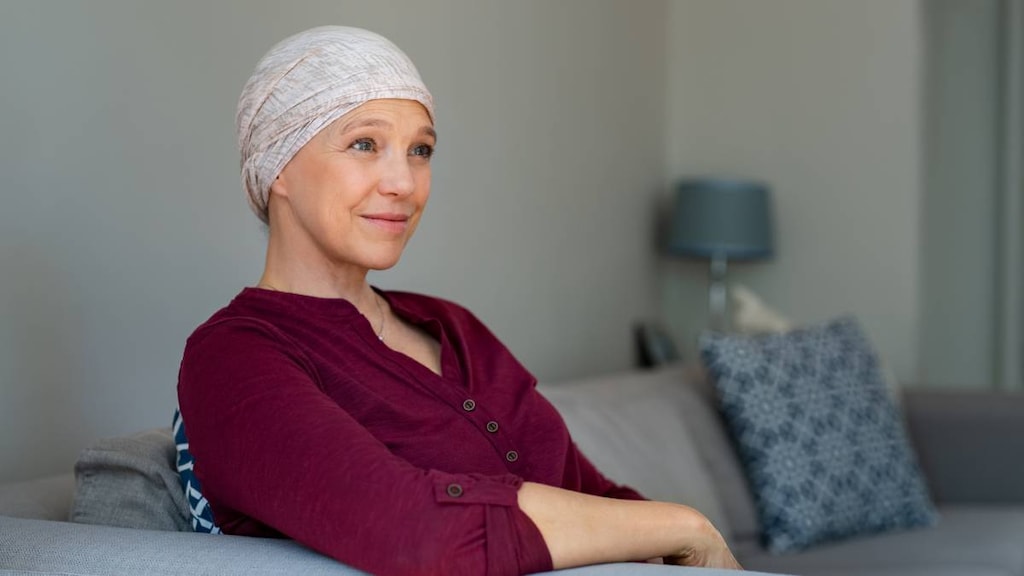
361,252,404,271
323,241,407,272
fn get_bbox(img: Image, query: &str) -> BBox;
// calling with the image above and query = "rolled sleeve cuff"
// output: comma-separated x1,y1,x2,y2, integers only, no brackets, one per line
482,496,552,575
507,505,552,575
429,471,552,575
431,471,523,506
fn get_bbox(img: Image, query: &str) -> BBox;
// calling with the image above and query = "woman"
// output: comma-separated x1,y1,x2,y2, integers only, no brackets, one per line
177,26,741,576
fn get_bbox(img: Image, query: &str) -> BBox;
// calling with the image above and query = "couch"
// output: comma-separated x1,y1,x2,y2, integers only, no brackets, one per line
1,365,1022,576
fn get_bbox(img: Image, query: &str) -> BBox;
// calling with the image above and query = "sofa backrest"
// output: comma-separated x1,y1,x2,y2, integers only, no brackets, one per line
539,365,761,546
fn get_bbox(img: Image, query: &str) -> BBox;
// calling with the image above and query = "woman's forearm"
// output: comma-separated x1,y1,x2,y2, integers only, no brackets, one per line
517,481,741,570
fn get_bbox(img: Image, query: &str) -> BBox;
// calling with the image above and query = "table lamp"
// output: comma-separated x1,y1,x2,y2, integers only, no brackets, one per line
668,178,774,331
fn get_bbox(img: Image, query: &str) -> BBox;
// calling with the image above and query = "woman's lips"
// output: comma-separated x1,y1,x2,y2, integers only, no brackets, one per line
361,213,410,234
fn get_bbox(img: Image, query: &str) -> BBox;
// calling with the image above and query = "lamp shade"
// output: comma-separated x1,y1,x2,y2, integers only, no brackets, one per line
668,178,774,261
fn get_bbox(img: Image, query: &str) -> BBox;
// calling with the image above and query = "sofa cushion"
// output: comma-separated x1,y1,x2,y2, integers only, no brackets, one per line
700,317,937,553
70,428,191,531
738,505,1024,576
539,367,731,537
677,363,762,545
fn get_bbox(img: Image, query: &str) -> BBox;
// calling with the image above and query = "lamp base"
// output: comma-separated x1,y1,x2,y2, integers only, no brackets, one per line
709,254,729,331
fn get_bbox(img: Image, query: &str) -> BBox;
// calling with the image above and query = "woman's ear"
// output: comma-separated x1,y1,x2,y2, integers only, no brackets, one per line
269,173,288,198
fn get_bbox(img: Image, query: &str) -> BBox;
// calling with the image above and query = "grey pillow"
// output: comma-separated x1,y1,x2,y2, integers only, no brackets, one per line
70,427,191,531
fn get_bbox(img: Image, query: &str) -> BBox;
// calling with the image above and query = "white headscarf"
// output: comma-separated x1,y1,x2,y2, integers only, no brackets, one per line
236,26,435,223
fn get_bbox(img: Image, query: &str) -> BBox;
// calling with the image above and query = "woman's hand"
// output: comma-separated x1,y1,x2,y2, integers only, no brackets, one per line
663,514,743,570
518,482,744,570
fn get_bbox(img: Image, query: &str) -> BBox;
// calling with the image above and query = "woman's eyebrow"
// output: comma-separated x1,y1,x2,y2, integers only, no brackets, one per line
336,118,391,135
334,118,436,142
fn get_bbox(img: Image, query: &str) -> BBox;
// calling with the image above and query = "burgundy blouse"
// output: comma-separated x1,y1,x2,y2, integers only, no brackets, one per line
177,288,643,576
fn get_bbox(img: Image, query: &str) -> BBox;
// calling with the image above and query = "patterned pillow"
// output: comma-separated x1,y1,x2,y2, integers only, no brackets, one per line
699,316,937,553
172,408,221,534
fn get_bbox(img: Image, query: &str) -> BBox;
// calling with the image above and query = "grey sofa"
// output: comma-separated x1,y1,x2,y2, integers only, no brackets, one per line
1,365,1022,576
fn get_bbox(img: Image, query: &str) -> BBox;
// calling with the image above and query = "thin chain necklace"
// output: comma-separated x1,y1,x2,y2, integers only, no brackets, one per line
257,282,386,342
372,292,386,342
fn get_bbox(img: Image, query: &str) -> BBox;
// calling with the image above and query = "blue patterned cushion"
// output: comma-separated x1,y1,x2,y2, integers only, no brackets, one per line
172,408,221,534
700,316,937,553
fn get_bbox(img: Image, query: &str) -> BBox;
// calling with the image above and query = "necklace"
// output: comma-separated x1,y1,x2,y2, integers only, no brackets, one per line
372,292,386,342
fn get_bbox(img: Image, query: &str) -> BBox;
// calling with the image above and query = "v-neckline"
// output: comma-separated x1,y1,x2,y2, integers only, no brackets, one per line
372,290,461,384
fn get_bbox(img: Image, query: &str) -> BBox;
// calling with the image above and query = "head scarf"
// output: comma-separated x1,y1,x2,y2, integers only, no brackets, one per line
236,26,435,223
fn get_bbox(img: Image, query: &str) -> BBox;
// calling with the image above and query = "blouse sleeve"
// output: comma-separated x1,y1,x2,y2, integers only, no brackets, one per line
177,318,552,576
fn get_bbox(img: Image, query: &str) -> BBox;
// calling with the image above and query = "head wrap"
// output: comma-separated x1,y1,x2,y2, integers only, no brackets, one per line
236,26,434,223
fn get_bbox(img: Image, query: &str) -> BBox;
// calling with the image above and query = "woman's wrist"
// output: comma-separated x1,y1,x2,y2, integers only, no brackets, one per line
664,505,742,569
664,505,717,562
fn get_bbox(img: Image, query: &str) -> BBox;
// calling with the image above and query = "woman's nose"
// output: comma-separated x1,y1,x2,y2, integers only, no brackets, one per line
378,152,416,197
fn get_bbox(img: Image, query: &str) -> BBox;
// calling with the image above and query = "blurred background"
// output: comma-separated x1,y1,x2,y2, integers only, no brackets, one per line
0,0,1019,483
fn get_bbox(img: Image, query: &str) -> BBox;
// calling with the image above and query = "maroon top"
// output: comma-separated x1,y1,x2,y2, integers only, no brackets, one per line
177,287,643,576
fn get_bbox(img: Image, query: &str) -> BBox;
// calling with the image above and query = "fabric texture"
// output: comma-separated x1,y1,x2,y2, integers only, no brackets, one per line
0,514,370,576
539,366,731,537
173,408,220,533
236,26,434,223
70,428,191,532
0,516,791,576
700,316,937,553
177,287,643,576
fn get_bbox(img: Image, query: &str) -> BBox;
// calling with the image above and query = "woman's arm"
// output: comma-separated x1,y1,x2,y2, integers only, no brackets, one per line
518,481,742,570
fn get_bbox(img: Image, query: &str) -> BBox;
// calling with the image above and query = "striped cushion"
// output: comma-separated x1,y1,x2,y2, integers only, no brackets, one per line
172,408,221,534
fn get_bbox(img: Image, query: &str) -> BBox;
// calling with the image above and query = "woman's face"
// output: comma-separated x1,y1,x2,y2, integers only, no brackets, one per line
270,99,436,272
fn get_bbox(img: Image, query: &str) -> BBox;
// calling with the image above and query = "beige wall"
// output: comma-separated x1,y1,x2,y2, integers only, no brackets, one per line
662,0,925,382
0,0,666,483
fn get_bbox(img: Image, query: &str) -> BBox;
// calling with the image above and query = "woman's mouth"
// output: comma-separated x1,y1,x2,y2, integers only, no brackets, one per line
361,213,410,234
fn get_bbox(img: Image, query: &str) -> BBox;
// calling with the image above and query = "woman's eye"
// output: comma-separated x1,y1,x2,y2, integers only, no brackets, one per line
350,138,375,152
411,144,434,159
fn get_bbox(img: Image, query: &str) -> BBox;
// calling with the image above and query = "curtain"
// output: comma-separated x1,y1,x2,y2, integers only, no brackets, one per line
996,0,1024,391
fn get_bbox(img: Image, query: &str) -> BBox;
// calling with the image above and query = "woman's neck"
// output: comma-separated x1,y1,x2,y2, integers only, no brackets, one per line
259,232,374,308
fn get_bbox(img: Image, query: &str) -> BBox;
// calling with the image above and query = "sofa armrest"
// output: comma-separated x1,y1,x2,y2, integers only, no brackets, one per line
902,388,1024,505
0,516,791,576
0,515,368,576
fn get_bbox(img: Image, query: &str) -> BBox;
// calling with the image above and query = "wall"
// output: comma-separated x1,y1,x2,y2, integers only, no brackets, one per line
0,0,666,483
662,0,925,382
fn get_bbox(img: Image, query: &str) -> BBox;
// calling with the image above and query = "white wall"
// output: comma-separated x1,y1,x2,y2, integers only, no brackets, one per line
662,0,925,382
0,0,666,483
